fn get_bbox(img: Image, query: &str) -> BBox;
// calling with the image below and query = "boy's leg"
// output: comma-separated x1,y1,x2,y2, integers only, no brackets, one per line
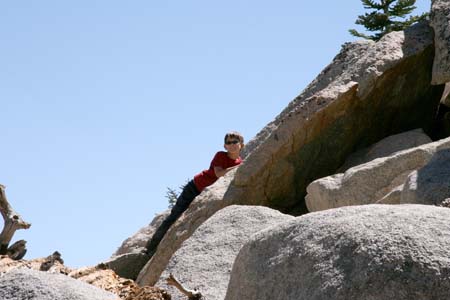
145,180,199,256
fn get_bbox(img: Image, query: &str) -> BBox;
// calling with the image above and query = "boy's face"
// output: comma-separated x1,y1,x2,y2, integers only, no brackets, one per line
224,138,242,154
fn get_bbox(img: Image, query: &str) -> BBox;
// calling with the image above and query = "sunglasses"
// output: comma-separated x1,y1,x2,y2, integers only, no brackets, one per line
225,140,240,145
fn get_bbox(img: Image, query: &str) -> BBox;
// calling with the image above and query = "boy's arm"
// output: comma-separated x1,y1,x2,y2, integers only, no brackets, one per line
214,165,239,178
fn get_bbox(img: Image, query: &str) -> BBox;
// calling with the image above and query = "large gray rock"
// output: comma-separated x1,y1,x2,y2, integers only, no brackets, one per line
0,268,118,300
431,0,450,85
306,137,450,212
105,251,150,280
225,204,450,300
156,205,294,300
233,21,442,215
106,210,170,279
401,148,450,205
338,128,431,171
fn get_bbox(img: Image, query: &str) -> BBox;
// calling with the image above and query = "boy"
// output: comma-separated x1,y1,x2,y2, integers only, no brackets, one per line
145,131,244,256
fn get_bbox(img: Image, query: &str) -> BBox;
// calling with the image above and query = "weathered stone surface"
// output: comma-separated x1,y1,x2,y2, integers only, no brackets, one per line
401,148,450,205
431,0,450,85
136,172,240,286
114,210,170,256
240,40,374,158
156,205,293,300
306,137,450,212
105,252,150,280
233,21,442,215
107,210,169,279
338,128,431,171
225,204,450,300
0,268,118,300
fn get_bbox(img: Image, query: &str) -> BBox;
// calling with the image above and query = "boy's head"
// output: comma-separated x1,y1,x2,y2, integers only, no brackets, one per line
224,131,244,149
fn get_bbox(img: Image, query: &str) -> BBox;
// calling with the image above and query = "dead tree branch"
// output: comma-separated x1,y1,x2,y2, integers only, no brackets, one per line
166,273,202,300
0,184,31,257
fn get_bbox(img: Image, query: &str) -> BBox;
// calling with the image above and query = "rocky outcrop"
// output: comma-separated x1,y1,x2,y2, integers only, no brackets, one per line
107,210,170,279
305,136,450,211
232,21,442,215
155,205,294,300
225,204,450,300
0,268,118,300
337,128,431,171
431,0,450,85
105,252,150,281
134,22,444,286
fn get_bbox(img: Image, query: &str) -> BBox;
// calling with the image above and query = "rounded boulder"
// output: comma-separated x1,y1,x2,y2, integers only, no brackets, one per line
225,204,450,300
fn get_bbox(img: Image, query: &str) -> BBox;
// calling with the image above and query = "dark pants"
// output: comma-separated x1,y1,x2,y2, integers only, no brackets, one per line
145,180,200,256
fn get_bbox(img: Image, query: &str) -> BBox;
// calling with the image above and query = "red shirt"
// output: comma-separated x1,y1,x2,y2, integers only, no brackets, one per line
193,151,242,192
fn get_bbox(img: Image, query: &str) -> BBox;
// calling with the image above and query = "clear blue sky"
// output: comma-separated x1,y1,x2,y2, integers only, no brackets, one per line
0,1,431,268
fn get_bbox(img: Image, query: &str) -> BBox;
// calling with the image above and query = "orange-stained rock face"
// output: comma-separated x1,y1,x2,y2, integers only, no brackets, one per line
234,22,443,215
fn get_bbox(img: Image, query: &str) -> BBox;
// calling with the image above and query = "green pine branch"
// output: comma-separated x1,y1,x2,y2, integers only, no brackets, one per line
350,0,428,41
390,0,416,17
348,29,374,40
355,12,390,31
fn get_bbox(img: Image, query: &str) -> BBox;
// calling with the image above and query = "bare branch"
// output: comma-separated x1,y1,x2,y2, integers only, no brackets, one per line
166,273,202,300
0,185,31,256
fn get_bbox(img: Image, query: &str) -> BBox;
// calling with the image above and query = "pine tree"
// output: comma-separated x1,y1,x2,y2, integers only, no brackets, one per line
349,0,428,41
165,187,178,208
165,179,189,208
